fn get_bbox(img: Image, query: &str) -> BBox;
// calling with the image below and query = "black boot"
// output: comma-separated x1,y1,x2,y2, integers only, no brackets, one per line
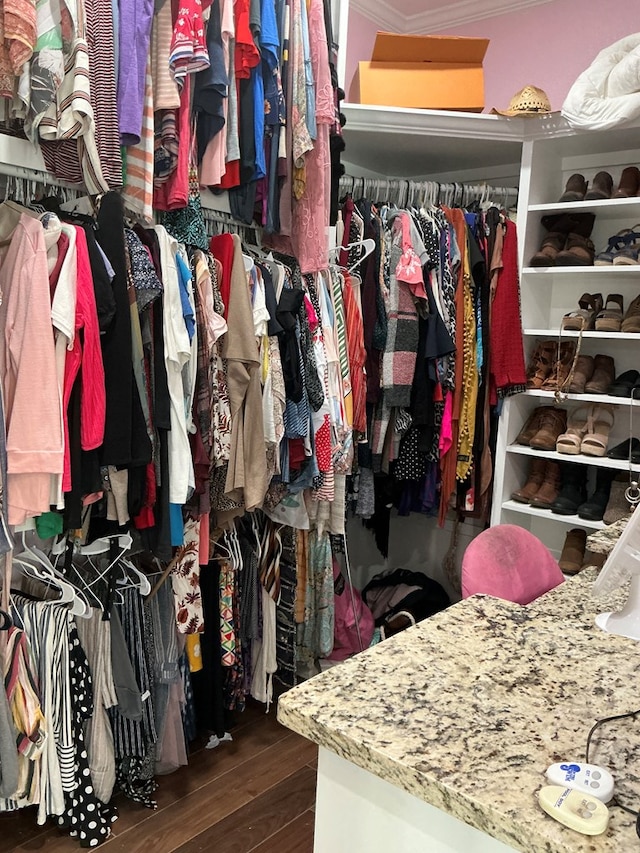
577,469,615,521
540,212,595,239
551,463,588,515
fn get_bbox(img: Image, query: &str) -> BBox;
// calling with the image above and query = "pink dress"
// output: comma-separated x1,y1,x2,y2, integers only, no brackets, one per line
291,0,334,274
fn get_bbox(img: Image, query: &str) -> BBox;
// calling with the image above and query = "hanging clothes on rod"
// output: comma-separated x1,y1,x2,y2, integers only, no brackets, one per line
337,186,527,556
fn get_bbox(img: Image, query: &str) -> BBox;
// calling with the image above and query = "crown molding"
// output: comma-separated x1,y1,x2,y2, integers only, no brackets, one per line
350,0,555,34
350,0,402,33
407,0,555,33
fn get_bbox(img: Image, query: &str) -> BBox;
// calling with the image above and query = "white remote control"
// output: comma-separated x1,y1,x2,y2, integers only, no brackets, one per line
545,762,614,803
538,786,610,835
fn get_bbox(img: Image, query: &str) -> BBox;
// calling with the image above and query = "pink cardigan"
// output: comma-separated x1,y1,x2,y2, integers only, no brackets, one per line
0,215,63,524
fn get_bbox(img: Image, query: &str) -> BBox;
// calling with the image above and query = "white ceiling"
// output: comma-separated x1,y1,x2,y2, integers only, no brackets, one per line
350,0,556,34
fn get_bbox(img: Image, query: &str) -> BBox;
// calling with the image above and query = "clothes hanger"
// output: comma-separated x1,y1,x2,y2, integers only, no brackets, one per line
328,238,376,274
116,557,152,596
52,531,133,557
227,527,242,572
12,553,80,612
18,531,90,617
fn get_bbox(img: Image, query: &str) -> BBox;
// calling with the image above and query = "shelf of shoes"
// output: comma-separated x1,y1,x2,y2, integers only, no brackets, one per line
500,499,606,531
524,329,640,340
491,117,640,549
506,443,630,471
528,198,640,220
523,389,639,405
521,265,640,276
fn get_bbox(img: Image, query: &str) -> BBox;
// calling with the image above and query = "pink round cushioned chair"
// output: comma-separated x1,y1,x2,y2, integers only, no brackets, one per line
461,525,565,605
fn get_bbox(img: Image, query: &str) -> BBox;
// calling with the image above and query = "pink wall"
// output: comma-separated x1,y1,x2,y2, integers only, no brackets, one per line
344,0,634,113
344,8,381,99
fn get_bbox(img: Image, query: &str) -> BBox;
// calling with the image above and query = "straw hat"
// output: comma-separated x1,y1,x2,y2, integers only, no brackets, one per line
492,85,552,116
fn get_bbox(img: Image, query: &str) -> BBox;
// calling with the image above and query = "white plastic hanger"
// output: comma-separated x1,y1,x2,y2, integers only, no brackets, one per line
117,557,152,596
12,553,81,612
18,532,90,617
328,238,375,274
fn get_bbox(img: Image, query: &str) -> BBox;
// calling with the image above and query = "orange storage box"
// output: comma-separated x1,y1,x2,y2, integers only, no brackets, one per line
349,32,489,112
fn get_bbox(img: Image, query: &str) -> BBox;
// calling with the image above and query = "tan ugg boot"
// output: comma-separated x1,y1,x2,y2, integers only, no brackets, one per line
558,528,587,574
558,173,587,202
555,233,596,266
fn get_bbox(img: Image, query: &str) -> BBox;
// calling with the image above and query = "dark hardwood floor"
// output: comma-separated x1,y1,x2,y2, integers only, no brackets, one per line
0,700,317,853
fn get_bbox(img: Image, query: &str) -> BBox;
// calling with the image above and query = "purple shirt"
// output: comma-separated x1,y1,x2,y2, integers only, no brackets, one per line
117,0,155,145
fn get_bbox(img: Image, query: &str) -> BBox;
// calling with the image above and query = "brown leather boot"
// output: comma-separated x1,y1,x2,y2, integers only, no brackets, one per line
529,408,568,450
543,341,577,391
621,294,640,333
584,171,613,200
515,407,547,445
613,166,640,198
567,355,595,394
511,457,547,503
529,232,566,267
558,528,587,574
559,173,587,202
530,461,562,508
584,354,615,394
555,233,596,266
526,340,556,388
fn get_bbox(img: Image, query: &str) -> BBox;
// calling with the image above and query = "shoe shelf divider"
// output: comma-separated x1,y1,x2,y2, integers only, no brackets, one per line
492,119,640,558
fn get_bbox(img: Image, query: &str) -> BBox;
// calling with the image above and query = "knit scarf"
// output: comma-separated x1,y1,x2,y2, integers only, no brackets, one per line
489,219,527,400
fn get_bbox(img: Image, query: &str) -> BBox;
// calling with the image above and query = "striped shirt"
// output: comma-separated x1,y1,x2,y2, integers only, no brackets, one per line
122,61,155,223
38,0,109,194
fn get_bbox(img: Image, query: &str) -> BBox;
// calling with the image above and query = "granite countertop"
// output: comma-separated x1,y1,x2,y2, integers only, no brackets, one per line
277,569,640,853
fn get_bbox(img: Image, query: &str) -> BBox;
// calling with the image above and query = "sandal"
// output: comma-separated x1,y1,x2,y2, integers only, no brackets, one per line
580,403,615,457
594,227,640,265
556,405,592,455
613,244,640,265
594,294,624,332
561,292,603,331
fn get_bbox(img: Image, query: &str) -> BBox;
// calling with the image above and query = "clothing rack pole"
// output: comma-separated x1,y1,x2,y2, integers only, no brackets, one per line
339,173,518,207
200,208,264,243
0,163,88,195
2,549,11,615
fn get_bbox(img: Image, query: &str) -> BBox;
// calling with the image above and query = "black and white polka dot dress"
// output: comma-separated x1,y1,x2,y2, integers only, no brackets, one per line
56,628,117,847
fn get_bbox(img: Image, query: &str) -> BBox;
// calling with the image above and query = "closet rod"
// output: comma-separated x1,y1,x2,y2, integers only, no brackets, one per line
340,174,518,210
0,161,86,193
200,207,264,241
